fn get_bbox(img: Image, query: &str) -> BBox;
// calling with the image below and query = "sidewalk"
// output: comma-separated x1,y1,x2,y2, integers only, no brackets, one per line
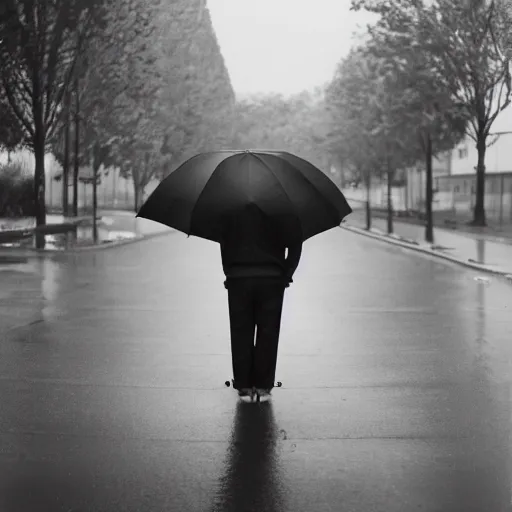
344,209,512,277
367,209,512,244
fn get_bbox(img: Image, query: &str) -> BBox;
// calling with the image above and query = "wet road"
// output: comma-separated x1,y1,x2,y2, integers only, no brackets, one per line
1,228,512,511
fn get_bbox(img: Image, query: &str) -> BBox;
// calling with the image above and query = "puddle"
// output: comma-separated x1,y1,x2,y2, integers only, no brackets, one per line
0,254,36,273
0,214,68,231
0,226,136,251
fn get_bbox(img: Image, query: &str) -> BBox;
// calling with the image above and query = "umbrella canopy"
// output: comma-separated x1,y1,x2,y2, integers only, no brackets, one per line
136,150,352,244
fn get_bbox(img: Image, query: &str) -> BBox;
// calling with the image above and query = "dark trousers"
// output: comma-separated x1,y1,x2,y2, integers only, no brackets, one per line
226,277,286,389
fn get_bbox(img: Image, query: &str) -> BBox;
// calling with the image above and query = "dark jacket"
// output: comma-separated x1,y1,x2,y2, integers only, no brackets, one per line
219,206,302,282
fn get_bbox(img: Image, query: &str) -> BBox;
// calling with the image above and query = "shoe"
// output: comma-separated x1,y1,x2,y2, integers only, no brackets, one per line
237,388,254,398
255,388,271,399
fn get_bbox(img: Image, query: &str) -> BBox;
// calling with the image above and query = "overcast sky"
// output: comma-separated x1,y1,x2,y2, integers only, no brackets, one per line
207,0,377,97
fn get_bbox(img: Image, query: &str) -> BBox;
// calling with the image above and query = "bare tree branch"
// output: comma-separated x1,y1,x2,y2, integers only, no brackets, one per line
1,74,34,137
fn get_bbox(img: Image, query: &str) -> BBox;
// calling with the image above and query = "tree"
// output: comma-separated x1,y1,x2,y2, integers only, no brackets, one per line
0,90,24,159
358,6,467,241
48,0,161,219
352,0,512,226
49,89,72,215
111,92,168,211
154,0,235,173
326,45,420,234
231,90,334,174
325,48,385,230
0,0,104,247
365,58,421,234
78,0,162,228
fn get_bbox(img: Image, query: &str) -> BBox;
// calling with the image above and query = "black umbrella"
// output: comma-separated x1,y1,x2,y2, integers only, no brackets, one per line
136,150,352,244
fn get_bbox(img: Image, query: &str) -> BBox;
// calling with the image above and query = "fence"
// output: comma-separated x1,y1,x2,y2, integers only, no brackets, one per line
343,171,512,225
435,172,512,223
342,185,409,212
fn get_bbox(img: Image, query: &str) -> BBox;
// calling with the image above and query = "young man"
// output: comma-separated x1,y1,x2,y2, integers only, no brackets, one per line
220,204,302,399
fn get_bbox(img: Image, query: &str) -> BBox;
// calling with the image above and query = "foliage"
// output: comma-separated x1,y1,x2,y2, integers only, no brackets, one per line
79,0,162,171
363,8,467,158
154,0,236,172
232,89,332,171
1,0,237,219
325,47,380,183
0,162,34,216
48,0,161,174
69,0,236,210
351,0,512,225
0,0,105,144
0,90,24,152
0,0,107,242
325,45,420,189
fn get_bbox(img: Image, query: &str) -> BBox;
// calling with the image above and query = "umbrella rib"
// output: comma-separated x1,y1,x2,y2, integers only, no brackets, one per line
250,153,301,232
187,153,235,237
280,154,344,225
252,153,341,228
251,153,296,211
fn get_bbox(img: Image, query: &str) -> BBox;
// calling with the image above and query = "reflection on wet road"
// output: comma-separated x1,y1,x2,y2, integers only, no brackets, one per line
0,228,511,511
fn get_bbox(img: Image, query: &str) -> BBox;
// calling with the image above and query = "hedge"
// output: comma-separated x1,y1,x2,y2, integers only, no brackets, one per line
0,163,35,217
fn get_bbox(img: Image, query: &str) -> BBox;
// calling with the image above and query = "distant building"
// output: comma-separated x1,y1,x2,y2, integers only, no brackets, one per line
400,102,512,219
404,151,451,211
450,131,512,175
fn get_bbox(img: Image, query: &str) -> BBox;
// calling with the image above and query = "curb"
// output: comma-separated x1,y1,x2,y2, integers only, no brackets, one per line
0,228,174,258
356,213,512,245
0,218,93,243
340,224,512,282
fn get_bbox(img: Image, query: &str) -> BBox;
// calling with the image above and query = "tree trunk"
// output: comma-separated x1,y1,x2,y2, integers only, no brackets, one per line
33,75,47,248
133,181,140,212
472,135,486,226
33,130,46,249
62,91,70,216
387,157,393,234
132,164,148,212
92,172,99,242
365,169,372,231
72,82,80,217
92,145,100,243
130,167,139,211
425,132,434,243
112,168,117,206
404,170,409,212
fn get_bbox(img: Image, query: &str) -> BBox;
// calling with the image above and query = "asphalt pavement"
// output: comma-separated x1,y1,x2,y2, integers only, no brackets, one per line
1,226,512,511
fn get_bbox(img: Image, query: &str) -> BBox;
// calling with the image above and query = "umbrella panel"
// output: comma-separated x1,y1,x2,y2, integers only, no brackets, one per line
190,154,304,243
136,151,234,232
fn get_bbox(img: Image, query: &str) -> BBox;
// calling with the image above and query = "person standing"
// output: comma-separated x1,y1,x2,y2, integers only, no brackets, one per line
220,203,302,399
